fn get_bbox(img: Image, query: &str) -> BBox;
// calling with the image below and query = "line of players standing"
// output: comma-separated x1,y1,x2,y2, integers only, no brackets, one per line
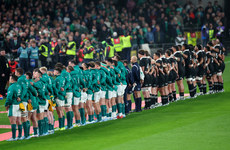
135,39,225,110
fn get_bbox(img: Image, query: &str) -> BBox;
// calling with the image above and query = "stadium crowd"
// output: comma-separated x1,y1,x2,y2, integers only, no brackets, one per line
0,0,226,141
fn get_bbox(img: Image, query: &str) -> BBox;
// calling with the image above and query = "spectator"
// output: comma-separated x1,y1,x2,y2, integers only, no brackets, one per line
201,24,209,46
154,25,164,44
145,27,154,44
0,49,10,97
216,21,225,42
10,35,21,58
17,41,29,72
28,40,39,71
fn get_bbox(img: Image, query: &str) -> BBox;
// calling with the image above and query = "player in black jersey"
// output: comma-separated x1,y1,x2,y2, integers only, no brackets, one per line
182,44,196,98
138,50,151,109
154,52,168,106
172,46,185,100
204,46,214,94
150,57,158,108
165,50,177,102
195,45,205,95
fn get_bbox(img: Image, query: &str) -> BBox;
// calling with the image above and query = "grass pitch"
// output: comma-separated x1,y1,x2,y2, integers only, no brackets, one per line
0,57,230,150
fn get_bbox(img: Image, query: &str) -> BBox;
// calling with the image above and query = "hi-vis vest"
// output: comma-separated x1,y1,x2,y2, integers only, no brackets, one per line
66,41,76,55
111,37,122,52
122,35,132,48
104,45,115,58
209,29,216,41
187,32,197,46
84,46,94,59
39,44,48,57
50,41,57,55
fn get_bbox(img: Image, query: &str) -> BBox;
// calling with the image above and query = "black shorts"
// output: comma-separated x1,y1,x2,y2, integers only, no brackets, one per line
176,67,184,81
151,74,157,87
221,62,225,73
157,73,165,88
142,74,151,87
213,63,220,74
164,74,168,86
126,86,133,94
134,83,141,91
171,70,177,83
197,65,204,77
191,67,197,79
185,67,193,79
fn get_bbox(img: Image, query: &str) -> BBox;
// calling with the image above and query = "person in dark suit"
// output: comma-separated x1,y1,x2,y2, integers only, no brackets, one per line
0,49,10,97
10,35,21,58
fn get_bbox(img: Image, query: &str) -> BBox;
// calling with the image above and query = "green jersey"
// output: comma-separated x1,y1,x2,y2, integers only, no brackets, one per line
32,79,47,105
41,73,54,95
17,75,29,102
90,69,101,92
113,65,122,85
5,83,22,107
61,70,72,92
83,70,93,94
53,75,66,100
28,79,38,109
71,71,86,98
100,67,114,91
117,61,127,85
108,66,118,90
74,65,83,75
98,68,107,91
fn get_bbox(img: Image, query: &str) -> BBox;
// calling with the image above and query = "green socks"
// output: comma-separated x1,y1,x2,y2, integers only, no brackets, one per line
97,113,102,121
112,105,117,113
117,103,122,113
27,120,30,137
58,118,62,128
38,120,43,135
62,116,65,128
18,124,22,138
101,105,107,117
11,124,16,139
22,121,28,137
79,108,86,124
33,127,38,135
122,103,125,115
76,120,80,124
66,111,73,128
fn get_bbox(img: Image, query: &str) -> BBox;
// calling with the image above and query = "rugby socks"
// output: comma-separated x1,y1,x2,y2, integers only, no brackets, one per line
33,127,38,135
62,116,65,128
188,84,194,97
134,97,142,112
172,91,176,101
127,100,132,112
76,120,80,124
203,84,207,94
179,92,184,100
101,105,107,118
79,108,86,124
66,112,71,128
96,113,102,121
220,82,223,90
22,121,28,138
169,93,173,102
18,124,22,138
58,118,62,128
11,124,16,139
122,103,125,115
44,117,49,133
197,82,203,94
117,103,122,116
27,120,30,137
144,98,151,109
38,120,43,135
112,105,117,117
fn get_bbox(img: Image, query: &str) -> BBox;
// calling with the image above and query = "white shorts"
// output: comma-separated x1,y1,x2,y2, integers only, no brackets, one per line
112,91,116,98
93,91,101,103
121,85,127,95
117,85,123,96
38,105,45,114
87,94,93,101
108,91,113,99
65,92,73,107
141,87,149,91
56,99,65,107
80,92,87,103
44,100,48,111
8,105,21,117
73,97,80,105
100,91,106,99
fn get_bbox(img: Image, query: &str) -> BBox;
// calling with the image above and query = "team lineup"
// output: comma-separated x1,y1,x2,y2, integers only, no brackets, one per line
5,39,225,141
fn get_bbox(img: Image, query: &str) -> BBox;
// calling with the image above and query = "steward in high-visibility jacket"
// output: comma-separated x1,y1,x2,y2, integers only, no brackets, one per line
121,35,132,62
66,36,77,60
209,28,216,41
39,39,49,67
102,40,114,59
111,34,123,52
83,40,95,63
187,32,197,46
50,40,58,56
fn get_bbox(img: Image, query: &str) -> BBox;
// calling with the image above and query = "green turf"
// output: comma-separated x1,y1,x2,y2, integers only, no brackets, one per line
0,57,229,150
0,129,11,134
0,113,9,125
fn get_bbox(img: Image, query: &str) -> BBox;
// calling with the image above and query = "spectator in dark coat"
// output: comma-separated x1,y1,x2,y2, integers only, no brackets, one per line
10,35,21,58
0,49,10,97
154,25,164,44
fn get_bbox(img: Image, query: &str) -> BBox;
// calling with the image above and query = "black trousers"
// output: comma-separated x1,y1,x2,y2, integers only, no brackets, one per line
40,55,48,68
0,77,8,96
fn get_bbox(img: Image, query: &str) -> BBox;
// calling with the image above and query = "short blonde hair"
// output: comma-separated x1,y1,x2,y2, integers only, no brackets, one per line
40,66,47,73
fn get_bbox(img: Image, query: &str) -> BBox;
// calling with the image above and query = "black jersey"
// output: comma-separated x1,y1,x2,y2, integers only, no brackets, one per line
139,57,151,73
174,51,183,69
196,50,204,65
183,49,192,67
